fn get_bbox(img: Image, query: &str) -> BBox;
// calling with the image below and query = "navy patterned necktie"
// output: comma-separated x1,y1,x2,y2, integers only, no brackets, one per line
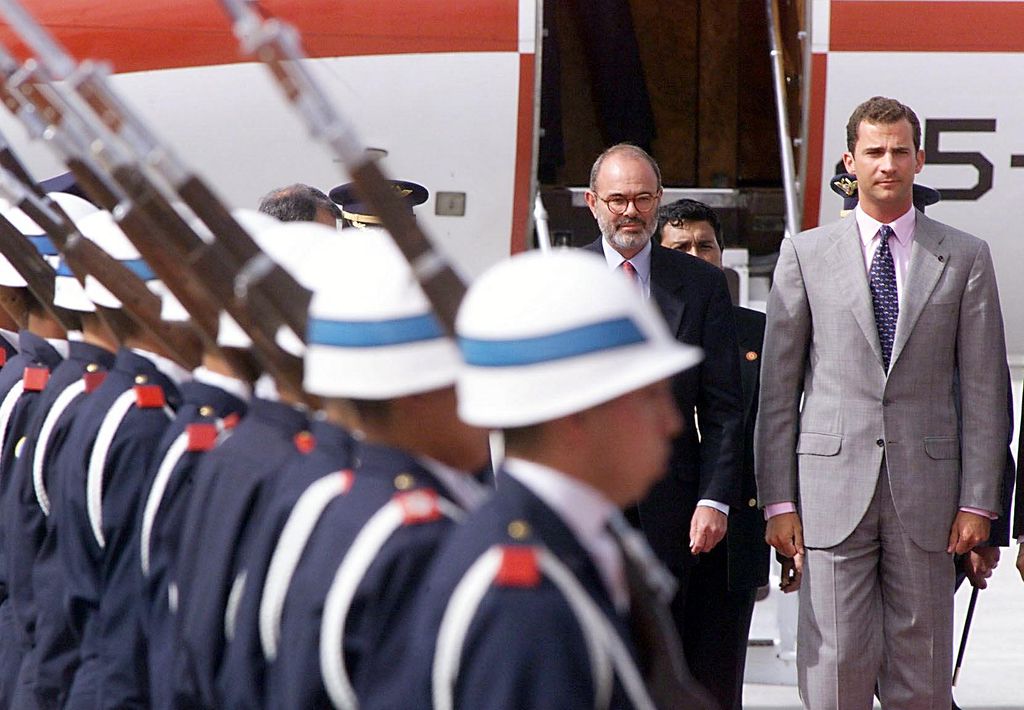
869,225,899,370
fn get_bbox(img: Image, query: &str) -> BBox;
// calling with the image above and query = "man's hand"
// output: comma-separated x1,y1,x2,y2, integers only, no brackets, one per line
963,546,1000,589
1016,545,1024,583
765,511,804,558
780,552,803,593
689,506,727,555
947,511,991,555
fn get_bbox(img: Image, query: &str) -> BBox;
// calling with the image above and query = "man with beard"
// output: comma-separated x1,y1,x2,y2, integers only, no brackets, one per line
581,144,743,700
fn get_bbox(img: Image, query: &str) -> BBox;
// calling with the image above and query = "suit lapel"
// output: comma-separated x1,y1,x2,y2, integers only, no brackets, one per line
650,245,685,334
890,213,948,367
823,216,884,367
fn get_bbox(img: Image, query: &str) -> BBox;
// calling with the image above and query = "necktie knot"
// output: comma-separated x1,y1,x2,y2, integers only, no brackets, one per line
620,260,638,284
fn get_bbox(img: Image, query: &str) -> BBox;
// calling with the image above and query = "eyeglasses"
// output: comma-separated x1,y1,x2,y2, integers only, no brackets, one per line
592,191,661,215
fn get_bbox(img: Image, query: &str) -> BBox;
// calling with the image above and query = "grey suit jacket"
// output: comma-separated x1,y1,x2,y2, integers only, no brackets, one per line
755,211,1008,552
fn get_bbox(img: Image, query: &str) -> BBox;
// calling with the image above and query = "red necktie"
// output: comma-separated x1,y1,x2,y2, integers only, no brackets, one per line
621,260,638,284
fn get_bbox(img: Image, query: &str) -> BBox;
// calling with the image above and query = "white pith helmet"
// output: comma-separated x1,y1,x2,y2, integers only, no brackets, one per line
0,197,63,287
455,249,702,428
73,210,161,308
303,227,460,399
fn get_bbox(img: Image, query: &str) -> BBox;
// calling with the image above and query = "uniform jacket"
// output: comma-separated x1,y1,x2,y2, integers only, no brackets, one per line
171,397,309,709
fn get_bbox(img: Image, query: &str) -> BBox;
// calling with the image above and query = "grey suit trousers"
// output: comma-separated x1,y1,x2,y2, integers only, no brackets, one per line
798,464,954,710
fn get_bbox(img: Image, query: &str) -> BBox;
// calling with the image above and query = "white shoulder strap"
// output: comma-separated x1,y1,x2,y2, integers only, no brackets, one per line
139,431,190,576
0,380,26,467
259,471,354,661
319,491,463,710
87,388,171,548
224,570,247,642
33,379,87,516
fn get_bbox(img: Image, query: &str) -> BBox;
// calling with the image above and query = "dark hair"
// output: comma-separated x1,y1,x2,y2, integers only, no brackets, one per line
589,143,662,192
258,183,342,222
656,198,722,248
846,96,922,152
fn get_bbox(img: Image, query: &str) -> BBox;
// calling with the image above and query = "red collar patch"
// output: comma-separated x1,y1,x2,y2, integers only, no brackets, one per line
22,366,50,392
496,546,541,588
83,370,107,393
222,412,242,430
394,489,443,526
186,422,219,452
134,384,166,408
293,430,316,454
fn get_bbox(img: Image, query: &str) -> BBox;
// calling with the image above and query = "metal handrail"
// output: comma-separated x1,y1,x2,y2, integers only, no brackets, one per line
766,0,804,239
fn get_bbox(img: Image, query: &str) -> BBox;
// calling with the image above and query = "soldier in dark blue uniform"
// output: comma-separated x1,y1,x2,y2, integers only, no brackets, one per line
170,219,343,709
369,249,714,710
5,227,122,709
0,197,82,706
50,210,196,710
240,228,489,709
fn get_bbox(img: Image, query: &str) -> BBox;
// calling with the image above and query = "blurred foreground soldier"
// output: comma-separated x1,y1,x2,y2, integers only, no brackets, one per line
257,183,342,227
53,210,195,709
0,196,80,707
3,193,120,710
257,228,489,708
376,249,716,709
328,179,428,228
658,198,768,710
756,96,1008,707
582,145,743,696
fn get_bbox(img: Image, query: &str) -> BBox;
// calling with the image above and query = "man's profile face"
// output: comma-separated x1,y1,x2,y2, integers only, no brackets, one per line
659,220,722,268
842,118,924,219
584,152,661,258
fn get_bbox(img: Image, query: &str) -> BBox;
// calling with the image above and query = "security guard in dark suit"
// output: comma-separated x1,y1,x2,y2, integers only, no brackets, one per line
658,198,769,710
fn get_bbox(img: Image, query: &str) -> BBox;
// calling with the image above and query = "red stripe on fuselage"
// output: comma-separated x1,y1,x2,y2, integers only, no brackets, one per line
830,1,1024,52
510,52,535,255
0,0,519,73
803,52,828,230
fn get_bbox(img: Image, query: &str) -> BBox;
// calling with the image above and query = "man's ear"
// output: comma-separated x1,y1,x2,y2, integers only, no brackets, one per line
915,148,926,174
584,190,598,216
842,151,856,175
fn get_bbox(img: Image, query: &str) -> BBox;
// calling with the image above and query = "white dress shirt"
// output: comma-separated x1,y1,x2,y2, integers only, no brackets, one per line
131,348,193,387
855,204,917,305
419,455,490,512
192,365,252,403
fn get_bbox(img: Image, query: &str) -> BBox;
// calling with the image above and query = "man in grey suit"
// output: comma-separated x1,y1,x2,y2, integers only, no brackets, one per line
755,96,1009,708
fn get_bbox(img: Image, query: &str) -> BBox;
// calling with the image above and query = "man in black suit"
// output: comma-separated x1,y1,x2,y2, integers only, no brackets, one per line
657,197,769,709
1015,405,1024,582
582,145,744,708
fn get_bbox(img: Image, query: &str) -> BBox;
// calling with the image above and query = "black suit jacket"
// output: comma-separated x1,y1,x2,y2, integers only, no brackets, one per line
583,239,743,569
726,306,770,589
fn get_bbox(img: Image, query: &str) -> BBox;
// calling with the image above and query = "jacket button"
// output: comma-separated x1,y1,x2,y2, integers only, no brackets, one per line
747,498,757,508
876,439,884,447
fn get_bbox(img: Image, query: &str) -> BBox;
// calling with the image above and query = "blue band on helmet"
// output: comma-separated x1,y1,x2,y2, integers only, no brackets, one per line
459,317,646,367
55,261,75,277
27,235,59,256
122,259,156,282
308,314,444,348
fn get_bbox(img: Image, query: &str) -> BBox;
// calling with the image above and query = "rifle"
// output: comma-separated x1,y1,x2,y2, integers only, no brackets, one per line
0,34,306,394
0,0,310,338
0,164,202,366
217,0,467,334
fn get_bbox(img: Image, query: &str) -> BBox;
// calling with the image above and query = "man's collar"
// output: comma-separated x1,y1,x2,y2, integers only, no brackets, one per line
599,237,652,279
855,203,916,246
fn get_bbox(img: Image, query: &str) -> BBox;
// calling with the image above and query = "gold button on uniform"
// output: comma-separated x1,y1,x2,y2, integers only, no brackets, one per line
134,374,148,385
199,406,214,417
86,363,99,373
507,520,530,540
394,473,414,491
748,498,757,508
745,351,759,362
